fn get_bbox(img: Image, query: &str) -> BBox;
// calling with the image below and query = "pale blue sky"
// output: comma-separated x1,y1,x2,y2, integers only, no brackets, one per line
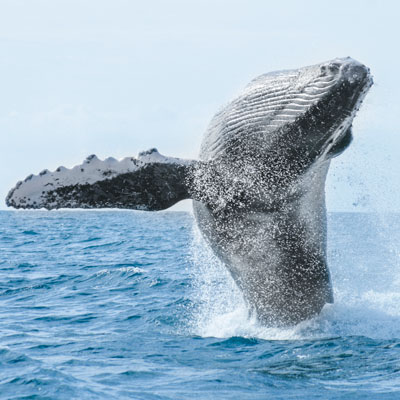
1,0,399,211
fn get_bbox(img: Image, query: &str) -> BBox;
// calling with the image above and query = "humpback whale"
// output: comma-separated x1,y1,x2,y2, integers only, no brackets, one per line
6,57,373,325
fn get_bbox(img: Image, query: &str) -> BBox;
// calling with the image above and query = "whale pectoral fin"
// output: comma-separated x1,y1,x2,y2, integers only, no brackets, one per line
6,149,196,211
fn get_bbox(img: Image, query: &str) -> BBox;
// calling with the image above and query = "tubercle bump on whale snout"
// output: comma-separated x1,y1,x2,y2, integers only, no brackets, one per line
318,58,372,86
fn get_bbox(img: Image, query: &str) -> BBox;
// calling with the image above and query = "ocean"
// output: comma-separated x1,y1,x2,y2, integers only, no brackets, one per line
0,210,400,399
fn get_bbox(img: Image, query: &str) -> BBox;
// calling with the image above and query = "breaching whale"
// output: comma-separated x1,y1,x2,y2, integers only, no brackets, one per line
6,57,373,325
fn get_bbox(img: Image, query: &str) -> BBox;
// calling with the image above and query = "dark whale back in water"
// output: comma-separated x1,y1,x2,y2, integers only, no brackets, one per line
6,57,373,325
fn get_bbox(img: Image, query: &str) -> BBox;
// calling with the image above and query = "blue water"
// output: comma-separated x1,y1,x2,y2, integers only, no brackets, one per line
1,210,400,399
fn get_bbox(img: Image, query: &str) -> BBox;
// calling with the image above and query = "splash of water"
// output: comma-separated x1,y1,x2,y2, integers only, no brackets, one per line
187,226,324,340
188,214,400,341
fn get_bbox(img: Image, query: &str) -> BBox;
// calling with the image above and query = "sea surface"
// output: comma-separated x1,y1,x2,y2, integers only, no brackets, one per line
0,210,400,399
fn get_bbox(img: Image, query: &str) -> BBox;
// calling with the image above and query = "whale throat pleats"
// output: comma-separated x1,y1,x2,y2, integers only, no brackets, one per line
201,72,339,160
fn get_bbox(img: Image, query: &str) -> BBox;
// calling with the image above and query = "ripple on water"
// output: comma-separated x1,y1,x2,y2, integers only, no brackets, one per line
0,211,400,399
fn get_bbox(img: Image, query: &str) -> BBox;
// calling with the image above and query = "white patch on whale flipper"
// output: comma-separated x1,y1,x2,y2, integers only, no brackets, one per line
6,149,193,209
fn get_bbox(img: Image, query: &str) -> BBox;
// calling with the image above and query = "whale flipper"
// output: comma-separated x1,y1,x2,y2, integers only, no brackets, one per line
6,149,195,211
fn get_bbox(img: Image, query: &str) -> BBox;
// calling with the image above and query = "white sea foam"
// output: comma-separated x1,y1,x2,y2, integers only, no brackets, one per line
188,226,313,341
96,267,145,276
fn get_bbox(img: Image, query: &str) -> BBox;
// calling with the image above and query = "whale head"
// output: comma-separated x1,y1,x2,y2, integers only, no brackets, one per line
201,57,373,165
200,58,372,183
291,57,373,160
195,58,373,210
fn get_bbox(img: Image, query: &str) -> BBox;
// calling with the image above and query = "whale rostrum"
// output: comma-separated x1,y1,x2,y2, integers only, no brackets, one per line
6,57,373,325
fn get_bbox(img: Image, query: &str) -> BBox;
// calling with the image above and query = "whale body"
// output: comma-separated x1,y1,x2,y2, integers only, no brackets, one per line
6,57,373,325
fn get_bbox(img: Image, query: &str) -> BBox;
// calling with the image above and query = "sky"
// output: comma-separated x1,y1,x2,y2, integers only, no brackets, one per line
1,0,399,212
